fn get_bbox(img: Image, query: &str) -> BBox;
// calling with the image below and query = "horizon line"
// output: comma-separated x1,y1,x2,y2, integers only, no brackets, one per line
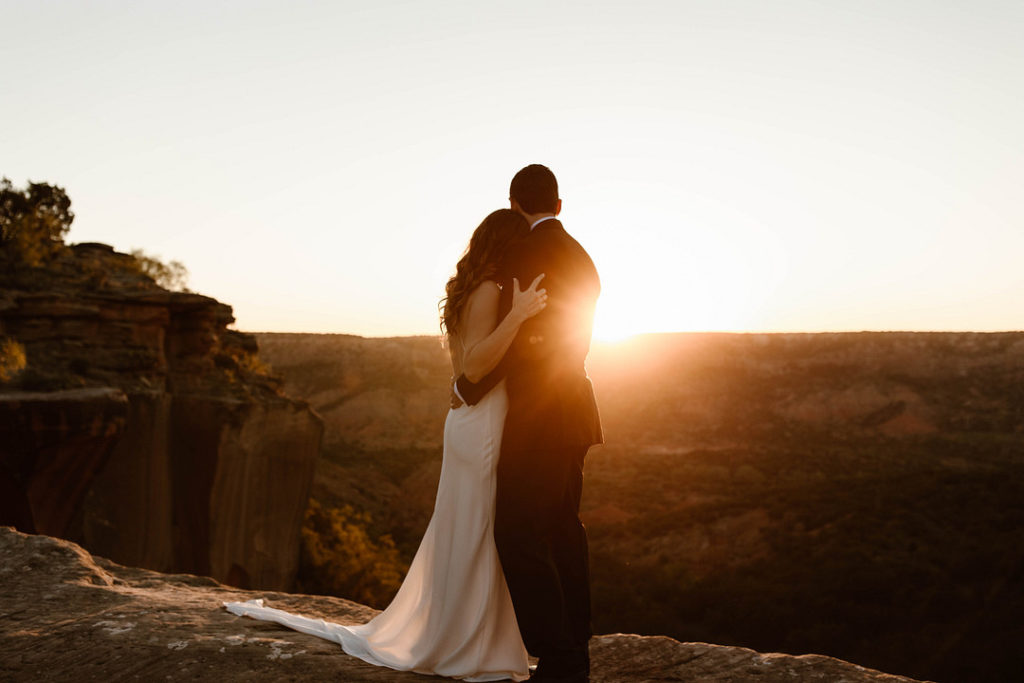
241,328,1024,340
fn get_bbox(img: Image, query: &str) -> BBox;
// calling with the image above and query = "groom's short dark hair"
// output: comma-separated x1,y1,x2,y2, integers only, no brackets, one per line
510,164,558,214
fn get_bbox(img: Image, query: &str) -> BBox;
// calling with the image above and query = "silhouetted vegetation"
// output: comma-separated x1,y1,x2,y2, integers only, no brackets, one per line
0,178,73,268
296,499,408,609
0,338,27,384
129,248,189,291
0,179,193,295
584,436,1024,683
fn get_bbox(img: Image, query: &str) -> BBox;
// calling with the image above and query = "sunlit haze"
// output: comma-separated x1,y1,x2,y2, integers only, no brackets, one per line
4,1,1022,340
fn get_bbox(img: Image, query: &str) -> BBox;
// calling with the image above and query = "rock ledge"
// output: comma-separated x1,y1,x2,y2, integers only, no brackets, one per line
0,528,926,682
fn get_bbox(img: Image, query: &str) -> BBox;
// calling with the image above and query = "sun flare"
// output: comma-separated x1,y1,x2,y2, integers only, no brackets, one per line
589,251,767,343
592,299,648,343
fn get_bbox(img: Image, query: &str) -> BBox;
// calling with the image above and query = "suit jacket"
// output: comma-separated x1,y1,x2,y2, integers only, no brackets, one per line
456,218,603,452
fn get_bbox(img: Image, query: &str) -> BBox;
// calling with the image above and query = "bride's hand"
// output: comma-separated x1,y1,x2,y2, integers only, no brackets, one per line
510,274,547,323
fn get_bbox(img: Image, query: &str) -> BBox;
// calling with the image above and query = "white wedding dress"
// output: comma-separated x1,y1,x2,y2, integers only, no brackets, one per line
224,379,529,682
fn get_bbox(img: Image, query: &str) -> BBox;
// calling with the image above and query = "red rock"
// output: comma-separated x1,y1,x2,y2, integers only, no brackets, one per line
2,243,323,592
0,388,128,537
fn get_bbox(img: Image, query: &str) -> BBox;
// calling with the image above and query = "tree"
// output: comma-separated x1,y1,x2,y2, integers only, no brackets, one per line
129,249,190,292
296,499,407,608
0,178,74,266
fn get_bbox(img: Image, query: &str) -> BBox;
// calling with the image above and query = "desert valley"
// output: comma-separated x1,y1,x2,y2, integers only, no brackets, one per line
254,330,1024,683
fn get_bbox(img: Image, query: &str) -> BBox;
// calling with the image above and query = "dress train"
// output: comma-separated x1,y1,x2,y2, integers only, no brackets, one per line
225,382,527,682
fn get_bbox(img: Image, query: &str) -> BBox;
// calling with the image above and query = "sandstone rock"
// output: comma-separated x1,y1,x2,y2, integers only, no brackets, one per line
1,243,323,592
78,390,175,574
0,527,925,682
0,387,128,536
168,394,323,589
74,391,323,591
588,633,925,682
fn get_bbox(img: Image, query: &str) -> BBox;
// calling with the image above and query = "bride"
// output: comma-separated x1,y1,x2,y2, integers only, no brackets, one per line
225,209,548,681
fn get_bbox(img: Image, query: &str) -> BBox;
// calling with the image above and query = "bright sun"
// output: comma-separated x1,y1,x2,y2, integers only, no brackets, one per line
589,256,768,343
592,295,651,342
577,197,785,343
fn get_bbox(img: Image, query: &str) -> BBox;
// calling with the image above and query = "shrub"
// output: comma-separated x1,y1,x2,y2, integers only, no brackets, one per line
296,499,407,608
0,178,73,266
129,248,189,291
0,338,27,384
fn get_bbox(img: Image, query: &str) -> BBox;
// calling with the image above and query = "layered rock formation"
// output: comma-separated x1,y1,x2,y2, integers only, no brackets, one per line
0,527,925,682
0,243,323,591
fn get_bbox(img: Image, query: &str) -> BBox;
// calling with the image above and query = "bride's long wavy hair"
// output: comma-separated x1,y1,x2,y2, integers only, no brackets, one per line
440,209,529,341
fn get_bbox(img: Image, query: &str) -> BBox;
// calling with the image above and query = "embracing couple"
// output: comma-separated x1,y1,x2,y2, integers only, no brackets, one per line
226,164,603,683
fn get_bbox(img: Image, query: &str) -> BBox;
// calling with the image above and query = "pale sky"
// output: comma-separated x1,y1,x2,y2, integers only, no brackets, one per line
3,1,1022,338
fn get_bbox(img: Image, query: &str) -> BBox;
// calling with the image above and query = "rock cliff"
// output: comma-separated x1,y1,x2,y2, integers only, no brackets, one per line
0,527,925,682
1,243,323,591
252,333,451,560
0,387,128,537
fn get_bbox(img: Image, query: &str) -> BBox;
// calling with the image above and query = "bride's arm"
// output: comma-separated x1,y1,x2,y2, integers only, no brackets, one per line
461,276,546,383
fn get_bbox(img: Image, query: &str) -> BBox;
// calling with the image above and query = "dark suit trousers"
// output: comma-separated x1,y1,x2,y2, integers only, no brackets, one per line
494,444,592,663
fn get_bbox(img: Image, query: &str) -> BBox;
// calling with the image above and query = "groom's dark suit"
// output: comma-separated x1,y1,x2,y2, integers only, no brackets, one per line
455,217,602,673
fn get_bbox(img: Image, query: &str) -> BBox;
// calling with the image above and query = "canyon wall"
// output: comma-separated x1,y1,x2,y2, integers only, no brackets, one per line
0,243,323,591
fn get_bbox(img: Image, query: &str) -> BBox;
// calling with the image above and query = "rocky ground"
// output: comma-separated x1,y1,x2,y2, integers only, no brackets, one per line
0,527,924,682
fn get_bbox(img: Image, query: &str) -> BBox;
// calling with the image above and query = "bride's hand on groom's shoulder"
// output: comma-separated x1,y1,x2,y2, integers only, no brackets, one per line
511,274,547,323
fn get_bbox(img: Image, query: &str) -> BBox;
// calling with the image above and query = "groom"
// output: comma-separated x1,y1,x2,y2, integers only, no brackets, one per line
454,164,603,683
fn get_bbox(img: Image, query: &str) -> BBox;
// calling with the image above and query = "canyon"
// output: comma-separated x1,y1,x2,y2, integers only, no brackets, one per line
3,231,1019,680
255,330,1024,683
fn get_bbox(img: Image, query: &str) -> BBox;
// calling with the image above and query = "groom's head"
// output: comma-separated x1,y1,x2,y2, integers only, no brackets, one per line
510,164,560,217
